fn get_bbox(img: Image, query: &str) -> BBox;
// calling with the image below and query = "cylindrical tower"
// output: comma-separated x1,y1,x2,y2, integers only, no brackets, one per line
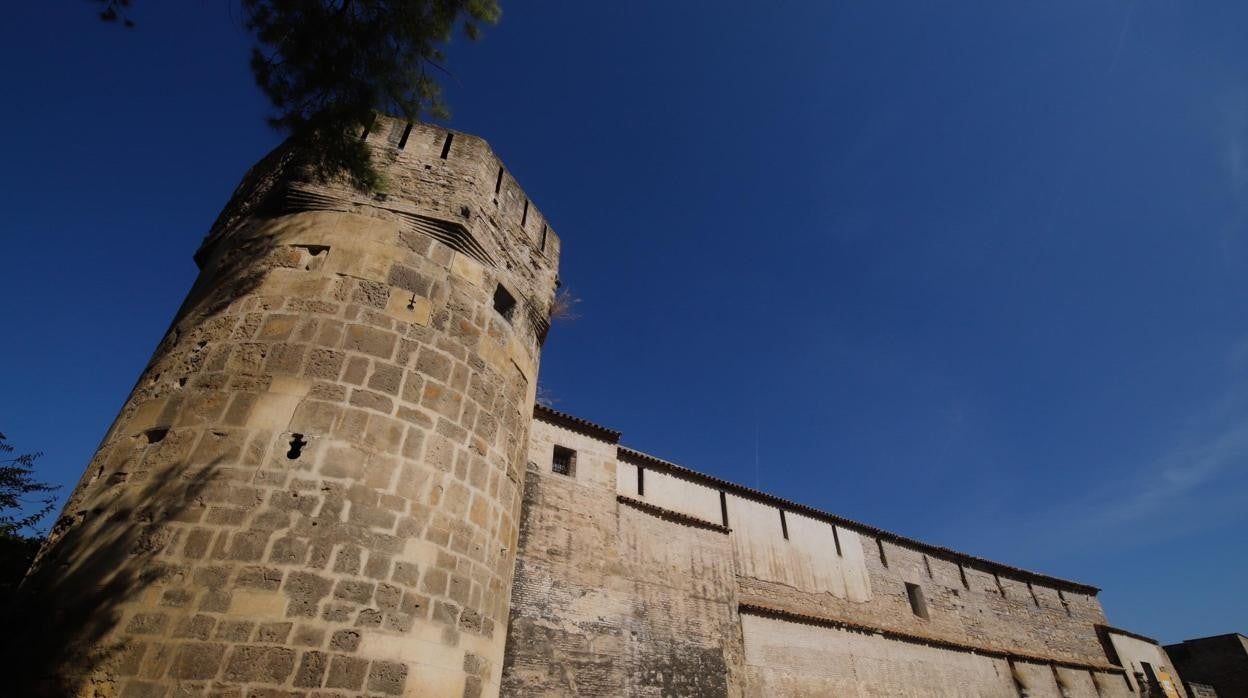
23,118,561,697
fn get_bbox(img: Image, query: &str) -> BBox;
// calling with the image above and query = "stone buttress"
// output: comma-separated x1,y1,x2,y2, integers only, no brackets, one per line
27,118,560,697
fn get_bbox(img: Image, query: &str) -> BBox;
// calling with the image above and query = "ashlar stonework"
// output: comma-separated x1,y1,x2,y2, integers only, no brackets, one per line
26,120,1186,697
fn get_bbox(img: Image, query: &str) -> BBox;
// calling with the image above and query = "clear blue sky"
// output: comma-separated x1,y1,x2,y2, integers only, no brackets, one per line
2,2,1245,644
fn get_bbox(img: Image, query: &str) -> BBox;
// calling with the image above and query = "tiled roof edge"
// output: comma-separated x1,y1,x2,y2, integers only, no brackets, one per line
533,404,621,443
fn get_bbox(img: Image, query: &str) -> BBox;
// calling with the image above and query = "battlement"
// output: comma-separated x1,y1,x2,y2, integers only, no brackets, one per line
198,118,561,314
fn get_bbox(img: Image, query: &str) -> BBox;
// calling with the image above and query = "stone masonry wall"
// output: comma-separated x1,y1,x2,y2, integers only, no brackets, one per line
502,411,1138,697
500,419,746,697
25,119,559,698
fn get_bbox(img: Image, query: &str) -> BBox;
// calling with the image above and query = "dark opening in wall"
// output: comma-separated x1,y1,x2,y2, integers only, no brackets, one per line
959,564,970,589
1028,582,1041,607
540,224,548,252
831,524,842,557
637,466,645,496
923,554,933,578
398,122,413,149
1058,589,1072,616
493,284,516,323
360,113,376,139
719,491,729,528
439,132,454,159
495,166,504,194
876,538,889,567
521,199,529,227
144,427,169,444
552,445,575,476
994,573,1006,597
779,509,789,540
905,582,929,619
287,433,307,460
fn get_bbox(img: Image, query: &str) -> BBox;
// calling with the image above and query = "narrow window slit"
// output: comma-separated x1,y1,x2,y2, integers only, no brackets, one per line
287,433,307,460
540,224,548,251
439,132,454,159
779,509,789,540
719,491,729,528
959,564,970,589
360,113,376,140
905,583,929,619
831,524,842,557
521,199,529,227
398,122,413,150
636,466,645,496
923,555,933,578
1028,582,1040,607
494,166,504,194
994,573,1006,597
876,538,889,567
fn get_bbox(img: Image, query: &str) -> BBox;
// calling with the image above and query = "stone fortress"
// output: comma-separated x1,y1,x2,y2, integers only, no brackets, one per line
32,117,1203,697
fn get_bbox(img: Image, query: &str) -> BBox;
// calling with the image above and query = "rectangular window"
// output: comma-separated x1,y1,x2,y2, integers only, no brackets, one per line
831,524,843,557
1058,589,1072,617
905,583,929,619
493,284,517,322
637,466,645,496
552,445,575,477
923,555,933,578
877,538,889,567
719,490,729,528
959,564,969,589
1028,582,1041,607
779,509,789,540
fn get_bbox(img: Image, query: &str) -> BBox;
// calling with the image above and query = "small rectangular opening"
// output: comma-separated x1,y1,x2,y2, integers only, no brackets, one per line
1028,582,1040,607
1058,589,1072,617
495,166,504,194
994,573,1006,597
959,564,969,589
719,491,729,528
398,122,413,149
493,284,516,323
905,583,929,619
521,199,530,227
439,132,454,159
540,223,548,251
877,538,888,568
552,445,575,477
923,555,933,578
831,524,842,557
637,466,645,496
779,509,789,540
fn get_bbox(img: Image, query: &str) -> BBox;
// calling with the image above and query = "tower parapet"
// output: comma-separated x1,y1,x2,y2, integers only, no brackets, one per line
30,117,560,697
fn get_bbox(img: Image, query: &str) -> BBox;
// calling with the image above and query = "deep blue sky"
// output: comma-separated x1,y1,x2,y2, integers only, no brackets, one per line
2,2,1246,643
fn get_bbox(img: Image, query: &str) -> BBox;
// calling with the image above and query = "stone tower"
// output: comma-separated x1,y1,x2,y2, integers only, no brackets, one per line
26,118,561,697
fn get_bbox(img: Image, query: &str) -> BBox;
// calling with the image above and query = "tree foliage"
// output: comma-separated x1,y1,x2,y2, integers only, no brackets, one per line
0,433,59,601
98,0,501,190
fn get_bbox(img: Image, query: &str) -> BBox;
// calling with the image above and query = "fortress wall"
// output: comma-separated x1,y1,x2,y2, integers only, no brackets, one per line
501,420,745,696
616,450,1111,666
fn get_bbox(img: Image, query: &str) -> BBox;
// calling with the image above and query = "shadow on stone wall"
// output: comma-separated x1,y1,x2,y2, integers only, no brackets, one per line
1,459,220,696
